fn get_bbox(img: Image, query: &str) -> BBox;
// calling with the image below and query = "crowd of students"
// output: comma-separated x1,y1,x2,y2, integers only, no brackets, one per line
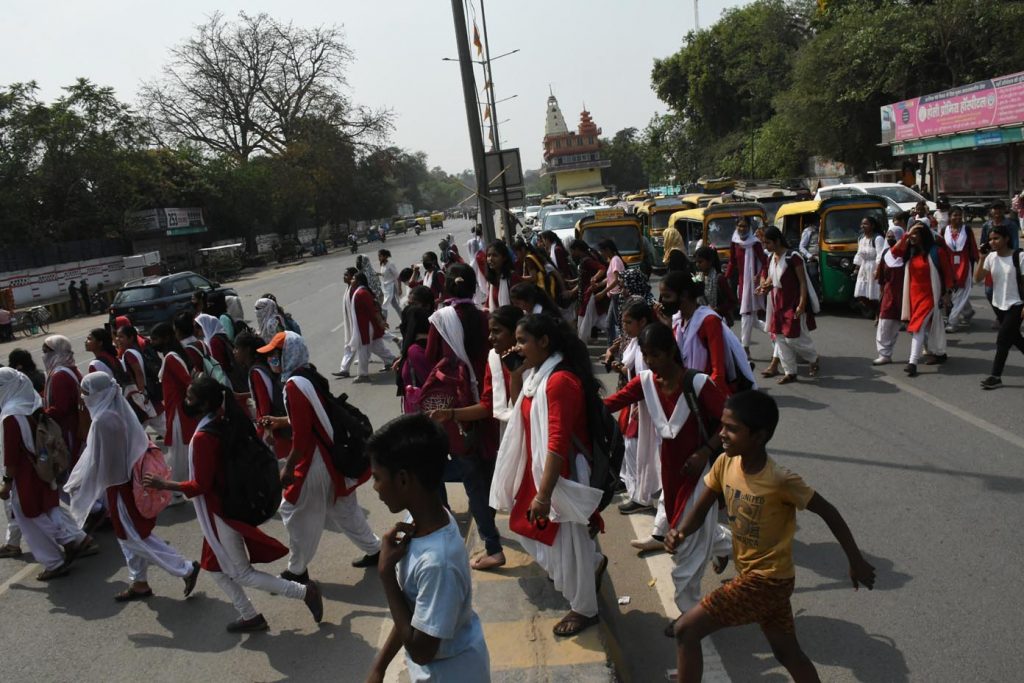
2,203,1019,680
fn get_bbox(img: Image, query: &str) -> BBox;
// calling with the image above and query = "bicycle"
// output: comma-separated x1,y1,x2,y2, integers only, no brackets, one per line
12,306,52,337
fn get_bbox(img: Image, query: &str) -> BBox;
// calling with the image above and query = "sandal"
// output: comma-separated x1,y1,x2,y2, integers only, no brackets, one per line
0,544,22,559
809,360,820,377
64,537,100,564
760,364,780,378
553,610,599,637
37,564,71,581
777,374,798,385
114,587,154,602
470,552,507,571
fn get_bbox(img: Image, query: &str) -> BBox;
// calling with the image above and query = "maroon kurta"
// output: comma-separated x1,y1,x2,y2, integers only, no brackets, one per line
2,415,58,518
767,253,815,339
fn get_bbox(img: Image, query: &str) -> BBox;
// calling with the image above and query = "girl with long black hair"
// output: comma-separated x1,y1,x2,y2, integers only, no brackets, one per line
150,322,196,492
484,239,520,310
490,313,608,638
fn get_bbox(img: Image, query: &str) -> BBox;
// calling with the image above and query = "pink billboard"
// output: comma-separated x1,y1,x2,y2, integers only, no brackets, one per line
880,71,1024,143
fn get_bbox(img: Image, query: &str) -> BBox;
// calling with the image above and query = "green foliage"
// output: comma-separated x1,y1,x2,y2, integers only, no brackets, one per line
602,128,649,192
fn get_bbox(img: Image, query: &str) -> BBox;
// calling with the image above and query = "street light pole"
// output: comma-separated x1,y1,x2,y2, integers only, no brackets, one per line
450,0,496,243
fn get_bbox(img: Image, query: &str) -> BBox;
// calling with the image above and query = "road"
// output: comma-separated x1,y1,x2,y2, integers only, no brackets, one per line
2,218,1022,682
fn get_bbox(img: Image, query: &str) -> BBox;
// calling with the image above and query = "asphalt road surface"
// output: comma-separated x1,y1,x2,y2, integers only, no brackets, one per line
2,218,1022,682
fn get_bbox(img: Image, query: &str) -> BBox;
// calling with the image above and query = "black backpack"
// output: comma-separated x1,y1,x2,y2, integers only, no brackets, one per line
200,416,282,526
140,345,164,403
295,370,373,479
572,389,626,514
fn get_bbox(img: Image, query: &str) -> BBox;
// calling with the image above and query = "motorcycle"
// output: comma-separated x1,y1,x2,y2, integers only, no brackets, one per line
348,236,358,254
414,225,424,236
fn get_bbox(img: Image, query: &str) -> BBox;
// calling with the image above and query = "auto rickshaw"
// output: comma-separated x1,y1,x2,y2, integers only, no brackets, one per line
391,216,407,234
575,208,645,268
430,211,445,229
810,195,888,305
667,202,768,261
636,199,696,263
679,193,719,208
733,188,802,224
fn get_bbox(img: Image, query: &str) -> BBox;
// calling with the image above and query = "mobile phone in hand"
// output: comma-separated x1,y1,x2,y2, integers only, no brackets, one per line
502,351,525,371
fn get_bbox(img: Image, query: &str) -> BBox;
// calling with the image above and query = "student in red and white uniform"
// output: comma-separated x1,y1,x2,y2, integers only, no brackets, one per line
115,324,165,435
258,332,381,584
658,272,755,396
761,227,821,385
84,327,126,384
337,272,397,384
604,323,732,632
484,240,521,311
429,303,523,572
0,368,90,581
41,335,83,460
490,314,607,638
173,311,209,371
942,206,980,331
409,251,446,306
569,239,610,340
145,376,323,632
234,332,291,459
724,218,768,356
66,372,197,602
150,323,197,489
195,313,234,372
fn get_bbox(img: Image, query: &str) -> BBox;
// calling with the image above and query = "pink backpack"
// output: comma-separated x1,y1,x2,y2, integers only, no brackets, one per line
132,442,173,518
409,355,477,455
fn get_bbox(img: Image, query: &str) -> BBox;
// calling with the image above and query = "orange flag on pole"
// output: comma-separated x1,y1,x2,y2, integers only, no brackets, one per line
472,22,483,56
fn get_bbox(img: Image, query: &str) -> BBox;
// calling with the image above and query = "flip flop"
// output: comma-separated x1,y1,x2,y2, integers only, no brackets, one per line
553,611,599,637
114,588,154,602
777,374,798,385
761,366,780,378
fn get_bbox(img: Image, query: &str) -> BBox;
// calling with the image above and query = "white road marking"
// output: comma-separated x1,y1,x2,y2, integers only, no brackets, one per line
0,563,38,597
625,512,731,682
880,376,1024,452
330,321,345,333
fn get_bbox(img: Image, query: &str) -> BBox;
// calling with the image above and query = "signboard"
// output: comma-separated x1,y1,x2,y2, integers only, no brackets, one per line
881,70,1024,143
592,208,626,220
484,148,524,196
125,207,207,235
937,149,1009,194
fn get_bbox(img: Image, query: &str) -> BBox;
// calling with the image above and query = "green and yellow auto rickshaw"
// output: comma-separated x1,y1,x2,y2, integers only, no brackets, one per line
813,195,888,305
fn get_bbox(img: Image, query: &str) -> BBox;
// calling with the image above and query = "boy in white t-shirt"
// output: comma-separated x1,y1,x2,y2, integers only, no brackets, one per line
366,414,490,683
973,224,1024,390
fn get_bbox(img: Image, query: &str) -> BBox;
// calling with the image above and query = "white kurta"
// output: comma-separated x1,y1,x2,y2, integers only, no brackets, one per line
853,234,885,300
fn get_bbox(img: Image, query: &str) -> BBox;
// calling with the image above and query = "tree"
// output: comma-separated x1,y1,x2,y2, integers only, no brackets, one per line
602,128,649,192
140,12,391,161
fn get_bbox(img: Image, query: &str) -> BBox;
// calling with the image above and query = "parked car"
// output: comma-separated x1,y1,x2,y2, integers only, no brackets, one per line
815,182,935,218
108,271,236,334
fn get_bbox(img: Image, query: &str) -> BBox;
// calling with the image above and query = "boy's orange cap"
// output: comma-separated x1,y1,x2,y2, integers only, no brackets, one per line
257,332,287,354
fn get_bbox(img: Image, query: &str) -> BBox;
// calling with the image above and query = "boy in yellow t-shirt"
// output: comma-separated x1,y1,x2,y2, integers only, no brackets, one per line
665,390,875,682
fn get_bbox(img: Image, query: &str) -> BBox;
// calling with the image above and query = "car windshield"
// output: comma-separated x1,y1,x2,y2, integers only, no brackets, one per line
870,186,924,204
544,212,586,230
651,212,674,230
823,207,888,244
707,216,764,249
582,225,642,255
525,205,541,215
113,286,162,305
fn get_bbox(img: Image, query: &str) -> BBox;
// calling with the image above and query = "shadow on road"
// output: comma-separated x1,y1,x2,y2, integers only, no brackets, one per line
791,539,911,593
715,613,910,682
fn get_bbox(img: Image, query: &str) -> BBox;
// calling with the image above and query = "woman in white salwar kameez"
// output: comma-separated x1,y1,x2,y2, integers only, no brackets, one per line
145,376,323,632
490,314,606,637
853,216,886,317
259,331,381,583
65,372,199,601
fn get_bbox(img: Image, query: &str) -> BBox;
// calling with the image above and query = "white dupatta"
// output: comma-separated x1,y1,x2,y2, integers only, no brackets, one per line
427,305,480,401
764,250,820,330
486,349,515,422
673,308,757,389
346,286,369,347
489,353,603,524
732,231,763,315
487,278,511,310
901,248,947,352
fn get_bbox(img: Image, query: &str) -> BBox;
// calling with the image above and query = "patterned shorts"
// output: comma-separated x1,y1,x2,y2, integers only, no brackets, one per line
700,573,796,634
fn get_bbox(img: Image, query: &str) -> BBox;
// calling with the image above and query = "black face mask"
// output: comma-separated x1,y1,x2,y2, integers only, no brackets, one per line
887,238,897,247
182,401,204,418
659,297,680,317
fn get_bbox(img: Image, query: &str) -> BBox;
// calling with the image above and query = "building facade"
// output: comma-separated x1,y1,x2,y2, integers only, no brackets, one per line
540,93,610,197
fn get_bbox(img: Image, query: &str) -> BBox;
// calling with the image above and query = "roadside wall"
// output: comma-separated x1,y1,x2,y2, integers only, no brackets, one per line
0,256,127,310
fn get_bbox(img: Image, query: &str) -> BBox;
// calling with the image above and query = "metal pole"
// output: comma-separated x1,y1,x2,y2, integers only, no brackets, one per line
479,0,514,244
451,0,496,243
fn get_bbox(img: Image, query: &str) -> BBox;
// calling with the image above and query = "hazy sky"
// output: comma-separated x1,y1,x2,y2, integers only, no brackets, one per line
3,0,750,173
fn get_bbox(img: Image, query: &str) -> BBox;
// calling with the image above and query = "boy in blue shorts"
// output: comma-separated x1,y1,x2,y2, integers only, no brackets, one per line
366,413,490,683
666,390,875,682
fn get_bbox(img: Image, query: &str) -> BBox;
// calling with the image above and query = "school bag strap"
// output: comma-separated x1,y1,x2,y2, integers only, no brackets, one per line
681,369,711,451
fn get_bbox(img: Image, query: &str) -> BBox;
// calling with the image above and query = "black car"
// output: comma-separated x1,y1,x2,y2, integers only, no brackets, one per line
108,271,236,334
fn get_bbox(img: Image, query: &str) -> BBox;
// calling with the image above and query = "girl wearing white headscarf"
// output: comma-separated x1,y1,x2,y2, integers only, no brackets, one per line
65,372,198,601
41,335,84,459
194,313,234,372
873,227,906,365
0,368,90,580
254,298,285,342
257,332,381,583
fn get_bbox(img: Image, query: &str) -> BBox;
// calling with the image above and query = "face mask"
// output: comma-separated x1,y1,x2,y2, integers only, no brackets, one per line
182,401,204,418
887,237,897,247
659,297,679,317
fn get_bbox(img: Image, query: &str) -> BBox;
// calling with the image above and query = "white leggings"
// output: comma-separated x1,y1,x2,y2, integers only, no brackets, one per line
210,516,307,620
876,318,901,359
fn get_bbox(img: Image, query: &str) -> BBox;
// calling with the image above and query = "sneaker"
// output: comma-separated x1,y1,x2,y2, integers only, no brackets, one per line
904,363,918,377
226,614,270,633
303,580,324,623
352,552,380,569
871,356,891,366
331,371,350,378
617,500,655,515
980,376,1002,390
280,569,309,585
945,324,958,333
183,561,200,597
